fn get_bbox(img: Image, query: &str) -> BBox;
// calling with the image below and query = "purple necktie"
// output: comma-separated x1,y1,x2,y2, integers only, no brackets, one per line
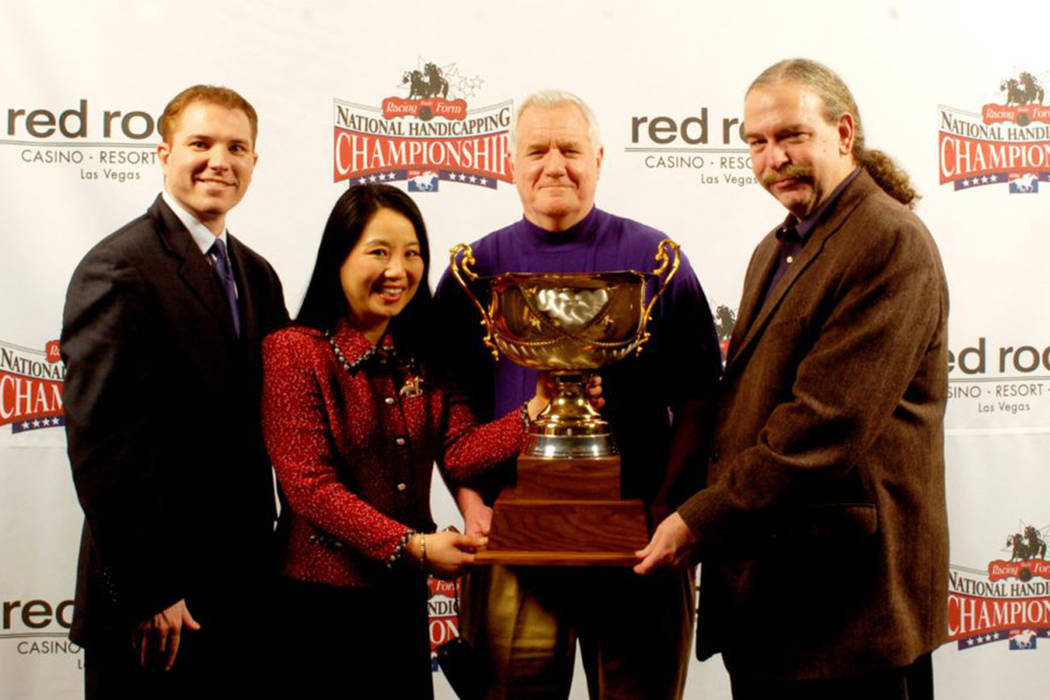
210,239,241,337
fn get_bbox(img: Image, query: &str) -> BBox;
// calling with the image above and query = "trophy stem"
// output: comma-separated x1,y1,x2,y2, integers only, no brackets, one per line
523,371,618,458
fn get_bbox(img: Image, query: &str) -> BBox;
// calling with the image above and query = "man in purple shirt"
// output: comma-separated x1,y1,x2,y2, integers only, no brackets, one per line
435,90,721,698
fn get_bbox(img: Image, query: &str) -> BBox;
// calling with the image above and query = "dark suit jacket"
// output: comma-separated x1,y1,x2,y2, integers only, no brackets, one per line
61,195,287,645
678,171,949,680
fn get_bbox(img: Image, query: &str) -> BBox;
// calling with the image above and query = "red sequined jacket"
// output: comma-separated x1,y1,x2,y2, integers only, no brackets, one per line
261,319,526,587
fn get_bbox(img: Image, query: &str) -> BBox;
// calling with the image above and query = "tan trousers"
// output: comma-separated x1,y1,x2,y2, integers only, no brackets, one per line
460,564,695,700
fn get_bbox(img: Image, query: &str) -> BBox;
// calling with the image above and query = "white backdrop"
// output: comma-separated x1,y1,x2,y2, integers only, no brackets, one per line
2,1,1049,697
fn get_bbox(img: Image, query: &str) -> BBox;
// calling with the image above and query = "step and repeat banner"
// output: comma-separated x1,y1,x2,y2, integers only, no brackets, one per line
1,1,1048,697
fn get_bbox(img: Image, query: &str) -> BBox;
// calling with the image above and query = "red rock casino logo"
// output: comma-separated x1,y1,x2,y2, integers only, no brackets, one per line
1,594,80,668
1,98,159,183
333,60,512,193
948,521,1050,651
939,70,1050,195
0,340,64,434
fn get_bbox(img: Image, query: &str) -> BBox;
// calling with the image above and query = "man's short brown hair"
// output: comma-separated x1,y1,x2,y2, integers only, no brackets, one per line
158,85,258,146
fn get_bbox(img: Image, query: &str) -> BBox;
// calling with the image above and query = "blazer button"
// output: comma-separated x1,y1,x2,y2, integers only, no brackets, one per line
708,452,720,464
395,436,406,446
397,482,407,491
384,396,396,405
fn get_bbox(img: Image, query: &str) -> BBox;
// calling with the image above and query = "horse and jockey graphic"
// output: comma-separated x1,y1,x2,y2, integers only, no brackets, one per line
999,71,1045,107
389,59,473,122
402,63,450,101
987,70,1049,127
1005,524,1049,562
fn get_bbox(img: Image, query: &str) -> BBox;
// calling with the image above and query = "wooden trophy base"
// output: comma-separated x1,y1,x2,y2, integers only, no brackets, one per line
474,454,650,566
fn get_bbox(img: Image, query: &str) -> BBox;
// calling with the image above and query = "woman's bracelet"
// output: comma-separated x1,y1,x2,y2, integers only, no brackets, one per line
419,534,428,573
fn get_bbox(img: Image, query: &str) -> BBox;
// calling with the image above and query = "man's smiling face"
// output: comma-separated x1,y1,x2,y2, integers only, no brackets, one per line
511,103,603,232
158,100,257,234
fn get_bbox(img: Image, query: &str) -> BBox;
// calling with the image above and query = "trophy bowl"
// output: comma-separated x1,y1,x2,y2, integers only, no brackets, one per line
488,270,649,371
450,240,679,459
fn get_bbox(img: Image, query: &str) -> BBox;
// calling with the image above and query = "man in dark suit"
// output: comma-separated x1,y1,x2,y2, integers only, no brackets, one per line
61,85,287,698
636,59,949,699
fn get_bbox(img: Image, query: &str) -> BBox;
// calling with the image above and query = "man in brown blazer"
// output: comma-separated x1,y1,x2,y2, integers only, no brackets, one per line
635,59,949,699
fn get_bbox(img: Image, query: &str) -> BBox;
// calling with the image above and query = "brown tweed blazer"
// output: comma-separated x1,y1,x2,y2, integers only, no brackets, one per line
678,170,949,680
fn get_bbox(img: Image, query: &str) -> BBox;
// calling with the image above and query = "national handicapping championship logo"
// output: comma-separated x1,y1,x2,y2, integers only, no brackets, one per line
0,339,64,435
332,58,512,193
948,519,1050,652
939,69,1050,195
427,577,459,671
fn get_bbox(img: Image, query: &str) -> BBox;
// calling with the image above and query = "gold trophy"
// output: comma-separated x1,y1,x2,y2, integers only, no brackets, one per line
449,240,680,565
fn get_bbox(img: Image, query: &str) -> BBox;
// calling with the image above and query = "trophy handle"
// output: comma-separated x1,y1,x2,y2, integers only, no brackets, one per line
449,243,500,360
635,239,681,355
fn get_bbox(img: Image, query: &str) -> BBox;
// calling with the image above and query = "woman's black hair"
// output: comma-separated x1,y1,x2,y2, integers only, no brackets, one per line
296,184,435,366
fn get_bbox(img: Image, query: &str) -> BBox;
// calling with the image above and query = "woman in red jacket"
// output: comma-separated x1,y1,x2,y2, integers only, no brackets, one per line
261,184,551,697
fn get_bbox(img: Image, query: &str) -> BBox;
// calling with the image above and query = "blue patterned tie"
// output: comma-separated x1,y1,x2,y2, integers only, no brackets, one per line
210,238,241,337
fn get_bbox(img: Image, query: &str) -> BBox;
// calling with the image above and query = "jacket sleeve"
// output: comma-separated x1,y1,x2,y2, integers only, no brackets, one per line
437,390,526,484
61,244,186,620
678,218,947,550
261,332,411,562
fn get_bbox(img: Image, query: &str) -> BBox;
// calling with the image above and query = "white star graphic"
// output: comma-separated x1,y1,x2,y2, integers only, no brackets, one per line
989,174,997,182
961,179,969,187
479,178,488,186
32,419,40,428
21,421,29,429
359,177,368,185
980,176,989,184
469,175,477,183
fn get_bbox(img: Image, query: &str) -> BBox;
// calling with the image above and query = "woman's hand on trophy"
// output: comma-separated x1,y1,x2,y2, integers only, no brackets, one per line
455,487,492,537
410,530,487,580
633,512,696,575
526,372,604,421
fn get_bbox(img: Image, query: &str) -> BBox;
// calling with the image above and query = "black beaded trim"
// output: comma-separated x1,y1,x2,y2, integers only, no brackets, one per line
307,532,345,550
327,330,377,373
387,529,418,569
326,330,420,377
520,401,532,430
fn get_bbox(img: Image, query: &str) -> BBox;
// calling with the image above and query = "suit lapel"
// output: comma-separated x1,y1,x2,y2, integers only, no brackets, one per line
725,237,779,365
149,195,237,335
725,171,878,374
